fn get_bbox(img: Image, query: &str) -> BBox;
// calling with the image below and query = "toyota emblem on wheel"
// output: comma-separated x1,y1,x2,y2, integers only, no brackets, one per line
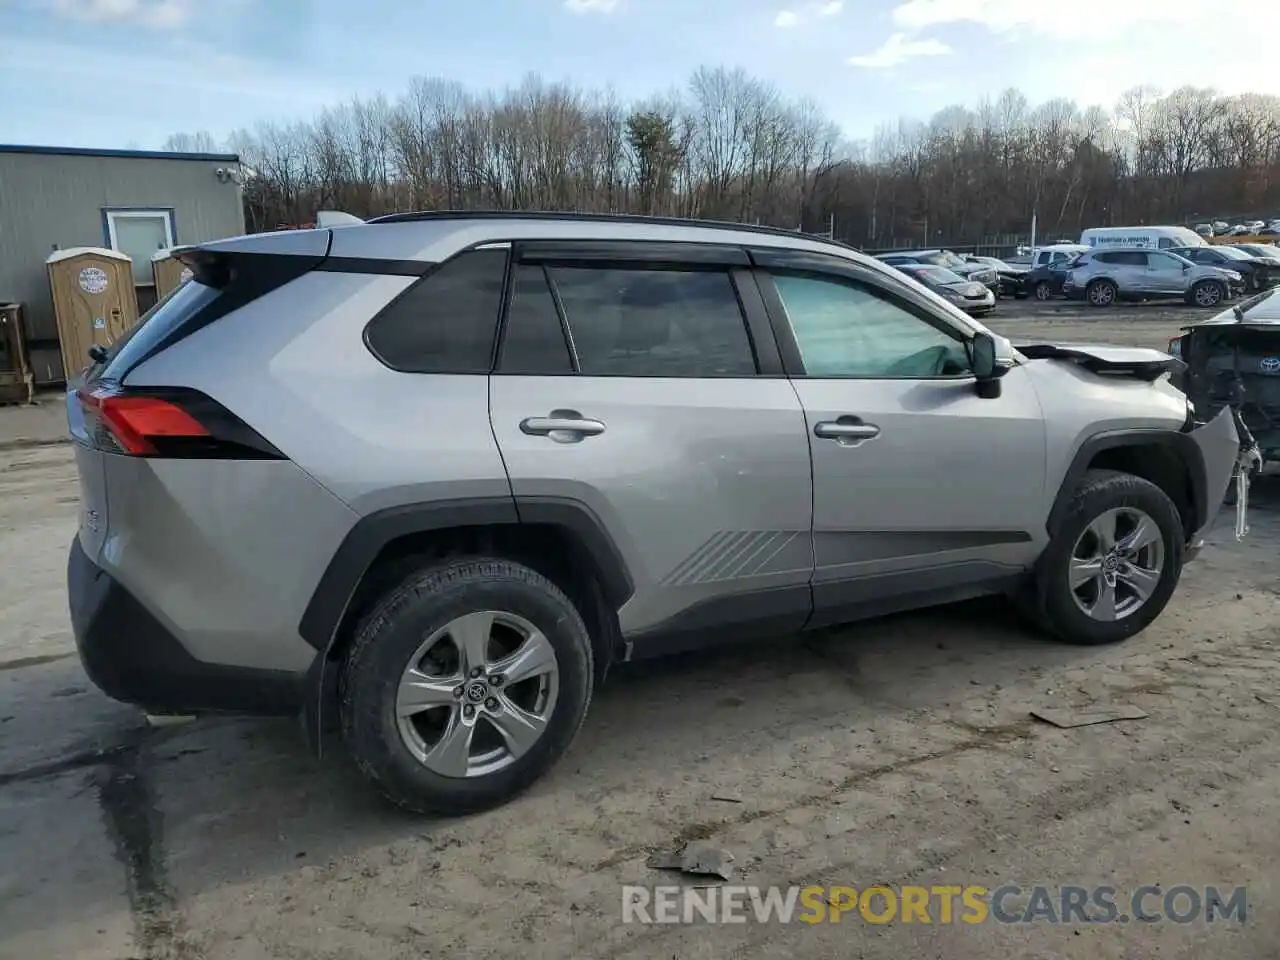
1261,357,1280,374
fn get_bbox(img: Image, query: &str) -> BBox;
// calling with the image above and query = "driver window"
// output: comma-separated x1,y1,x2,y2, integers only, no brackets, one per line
771,272,970,378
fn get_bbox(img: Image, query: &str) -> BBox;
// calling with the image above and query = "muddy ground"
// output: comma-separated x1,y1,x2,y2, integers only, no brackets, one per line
1,300,1278,959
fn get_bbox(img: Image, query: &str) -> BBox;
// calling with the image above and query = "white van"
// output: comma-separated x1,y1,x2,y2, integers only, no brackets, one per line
1079,226,1206,250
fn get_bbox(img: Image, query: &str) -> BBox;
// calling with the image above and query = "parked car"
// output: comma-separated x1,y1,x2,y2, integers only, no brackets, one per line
67,211,1245,815
894,262,997,315
1025,258,1078,300
1229,243,1280,263
1168,288,1280,470
962,255,1028,298
1032,244,1088,265
1169,245,1280,292
1062,249,1245,307
875,249,1000,292
1080,225,1207,250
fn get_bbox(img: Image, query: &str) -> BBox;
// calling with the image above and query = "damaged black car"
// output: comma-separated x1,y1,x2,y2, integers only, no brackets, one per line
1169,289,1280,469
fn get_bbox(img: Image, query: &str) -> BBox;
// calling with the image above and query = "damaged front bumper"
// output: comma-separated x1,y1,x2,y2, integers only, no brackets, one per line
1184,405,1259,558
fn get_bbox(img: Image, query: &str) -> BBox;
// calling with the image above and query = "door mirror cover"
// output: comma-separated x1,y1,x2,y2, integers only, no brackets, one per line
971,331,1000,379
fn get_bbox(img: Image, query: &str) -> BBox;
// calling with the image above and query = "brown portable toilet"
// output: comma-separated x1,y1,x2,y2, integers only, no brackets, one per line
46,247,139,380
151,248,192,300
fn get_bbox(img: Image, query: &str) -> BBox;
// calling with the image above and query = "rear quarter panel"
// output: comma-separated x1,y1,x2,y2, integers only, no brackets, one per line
123,271,515,514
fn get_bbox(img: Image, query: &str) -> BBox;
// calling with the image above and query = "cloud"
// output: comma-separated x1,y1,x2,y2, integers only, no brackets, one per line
774,0,842,28
847,32,951,68
46,0,192,29
890,0,1280,39
563,0,619,12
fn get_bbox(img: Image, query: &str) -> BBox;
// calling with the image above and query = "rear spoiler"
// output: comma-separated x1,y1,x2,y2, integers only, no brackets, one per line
172,229,332,288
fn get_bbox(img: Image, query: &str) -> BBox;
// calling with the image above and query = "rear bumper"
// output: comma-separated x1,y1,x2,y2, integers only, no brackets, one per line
68,536,308,716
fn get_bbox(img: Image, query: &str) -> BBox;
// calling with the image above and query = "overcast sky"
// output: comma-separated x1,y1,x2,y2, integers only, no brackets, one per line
4,0,1280,150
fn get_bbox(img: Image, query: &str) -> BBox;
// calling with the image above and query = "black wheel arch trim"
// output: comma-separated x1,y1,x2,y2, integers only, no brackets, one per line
1047,429,1208,540
297,495,634,654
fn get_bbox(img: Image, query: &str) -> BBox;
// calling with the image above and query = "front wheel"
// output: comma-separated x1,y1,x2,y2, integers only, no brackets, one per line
1034,280,1052,301
340,557,594,814
1026,470,1184,646
1191,280,1226,307
1087,279,1118,307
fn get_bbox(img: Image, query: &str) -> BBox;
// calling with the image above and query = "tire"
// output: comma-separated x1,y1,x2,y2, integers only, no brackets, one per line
1034,280,1052,301
1191,280,1226,308
1086,279,1117,307
1025,470,1184,646
340,557,594,815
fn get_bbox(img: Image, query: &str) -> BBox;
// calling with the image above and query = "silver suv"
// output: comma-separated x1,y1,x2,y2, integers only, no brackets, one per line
67,213,1244,814
1062,248,1244,307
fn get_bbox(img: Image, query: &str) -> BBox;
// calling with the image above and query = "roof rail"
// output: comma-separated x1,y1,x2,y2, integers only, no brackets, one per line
365,209,853,249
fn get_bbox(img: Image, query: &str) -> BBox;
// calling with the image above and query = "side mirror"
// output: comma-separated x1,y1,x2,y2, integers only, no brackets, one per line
970,332,1010,399
1183,263,1191,271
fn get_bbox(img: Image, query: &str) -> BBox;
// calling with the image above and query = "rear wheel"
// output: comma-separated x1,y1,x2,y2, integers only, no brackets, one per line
1087,279,1117,307
1191,279,1226,307
1023,470,1184,646
340,557,594,814
1034,280,1052,301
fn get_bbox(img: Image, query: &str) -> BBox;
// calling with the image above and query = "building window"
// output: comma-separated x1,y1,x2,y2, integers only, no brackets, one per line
104,209,175,285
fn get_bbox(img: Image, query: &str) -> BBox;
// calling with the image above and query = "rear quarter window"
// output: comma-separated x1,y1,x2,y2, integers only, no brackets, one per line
365,248,508,373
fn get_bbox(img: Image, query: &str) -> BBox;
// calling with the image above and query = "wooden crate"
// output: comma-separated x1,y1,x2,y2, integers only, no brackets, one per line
0,302,34,404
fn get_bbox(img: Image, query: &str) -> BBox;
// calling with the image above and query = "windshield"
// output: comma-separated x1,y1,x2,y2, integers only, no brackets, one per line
1239,245,1278,258
1215,246,1251,261
92,279,220,382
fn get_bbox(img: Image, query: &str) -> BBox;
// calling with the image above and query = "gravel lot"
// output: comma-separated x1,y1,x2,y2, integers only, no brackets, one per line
2,299,1277,959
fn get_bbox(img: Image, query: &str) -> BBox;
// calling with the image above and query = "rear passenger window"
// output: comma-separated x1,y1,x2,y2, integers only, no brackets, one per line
499,265,574,374
545,266,757,377
365,248,507,373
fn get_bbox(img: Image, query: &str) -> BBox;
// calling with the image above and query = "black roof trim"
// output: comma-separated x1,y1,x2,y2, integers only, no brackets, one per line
0,144,240,162
365,209,853,248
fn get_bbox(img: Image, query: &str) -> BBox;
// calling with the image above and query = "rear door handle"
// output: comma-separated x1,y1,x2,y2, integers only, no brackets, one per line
814,416,881,445
520,411,606,442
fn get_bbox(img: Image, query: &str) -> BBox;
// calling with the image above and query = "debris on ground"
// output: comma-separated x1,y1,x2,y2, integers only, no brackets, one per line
1030,704,1149,729
646,843,735,880
710,792,743,804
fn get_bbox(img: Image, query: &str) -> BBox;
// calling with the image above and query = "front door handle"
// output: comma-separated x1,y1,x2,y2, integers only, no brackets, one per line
814,416,881,445
520,410,606,442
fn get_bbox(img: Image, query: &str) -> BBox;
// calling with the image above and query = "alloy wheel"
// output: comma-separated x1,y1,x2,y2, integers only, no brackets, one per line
395,610,559,778
1069,507,1165,622
1194,282,1222,306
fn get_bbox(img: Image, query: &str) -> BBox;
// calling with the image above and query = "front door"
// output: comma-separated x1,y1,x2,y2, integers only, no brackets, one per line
489,242,816,648
1146,251,1189,295
751,251,1047,626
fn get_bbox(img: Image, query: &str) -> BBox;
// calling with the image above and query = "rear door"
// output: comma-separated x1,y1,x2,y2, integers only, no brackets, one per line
489,241,815,648
750,249,1046,628
1107,251,1148,293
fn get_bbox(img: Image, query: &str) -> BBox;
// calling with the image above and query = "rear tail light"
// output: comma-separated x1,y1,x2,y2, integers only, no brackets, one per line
76,386,284,459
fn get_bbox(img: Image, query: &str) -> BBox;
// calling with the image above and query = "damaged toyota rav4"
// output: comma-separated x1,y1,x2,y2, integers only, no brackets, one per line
65,213,1258,815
